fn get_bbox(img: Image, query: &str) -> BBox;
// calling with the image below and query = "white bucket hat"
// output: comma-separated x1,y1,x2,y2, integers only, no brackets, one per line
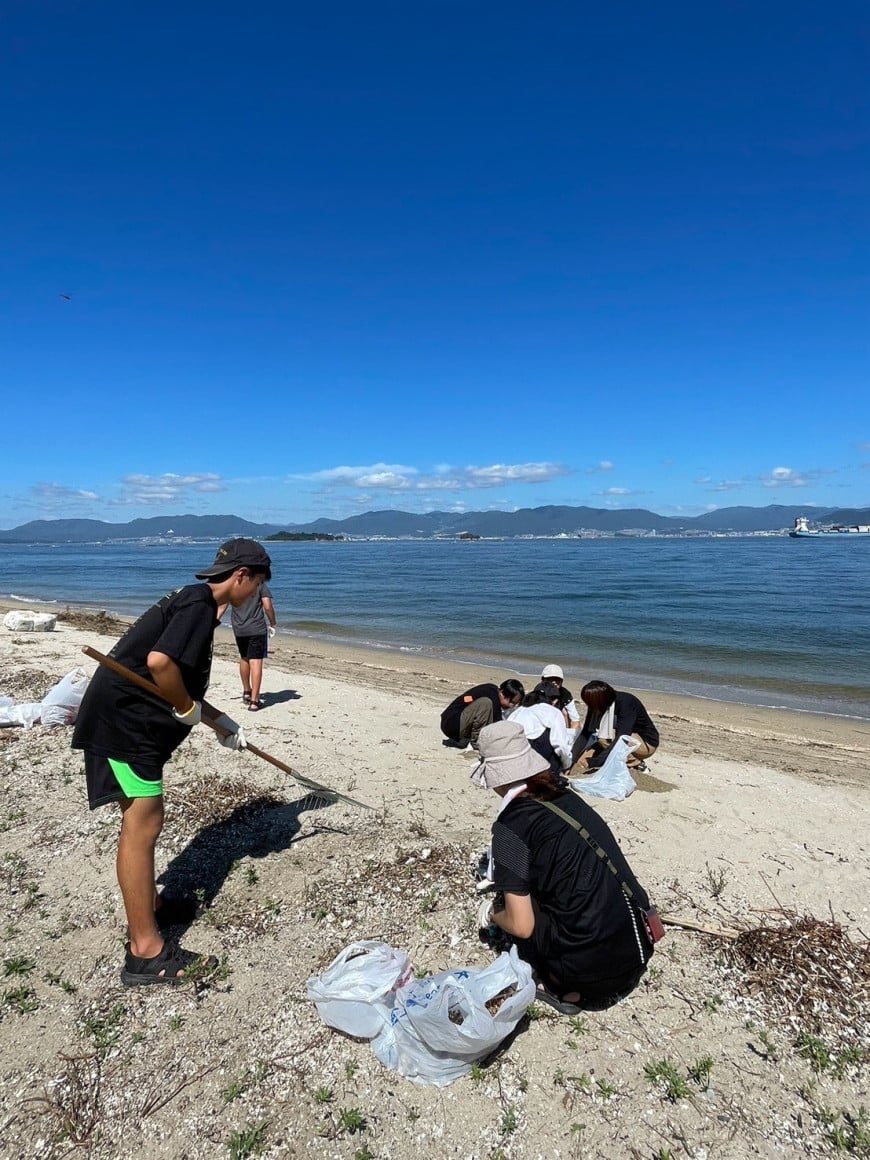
541,663,564,680
469,721,551,789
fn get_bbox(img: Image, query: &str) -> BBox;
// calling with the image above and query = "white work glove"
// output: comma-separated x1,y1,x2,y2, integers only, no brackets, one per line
477,896,495,929
213,712,247,750
172,700,202,726
268,626,276,640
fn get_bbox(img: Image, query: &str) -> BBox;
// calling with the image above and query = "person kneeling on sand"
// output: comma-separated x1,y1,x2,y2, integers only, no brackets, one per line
440,679,525,750
539,663,581,731
472,721,655,1014
571,679,659,773
72,538,271,986
510,681,574,773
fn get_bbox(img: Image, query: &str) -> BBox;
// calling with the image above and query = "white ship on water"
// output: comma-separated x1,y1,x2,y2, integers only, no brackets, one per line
788,515,870,538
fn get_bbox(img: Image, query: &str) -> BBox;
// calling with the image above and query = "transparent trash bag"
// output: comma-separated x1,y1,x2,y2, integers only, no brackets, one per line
40,667,90,727
371,946,535,1086
307,940,413,1039
0,701,43,729
570,734,639,801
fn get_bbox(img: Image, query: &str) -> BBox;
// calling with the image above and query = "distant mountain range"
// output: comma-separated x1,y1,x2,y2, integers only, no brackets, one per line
1,504,869,542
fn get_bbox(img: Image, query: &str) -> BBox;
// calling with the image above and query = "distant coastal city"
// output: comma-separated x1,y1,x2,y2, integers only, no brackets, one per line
2,503,869,544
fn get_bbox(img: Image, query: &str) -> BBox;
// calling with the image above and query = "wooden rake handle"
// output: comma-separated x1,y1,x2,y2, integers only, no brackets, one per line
80,645,372,811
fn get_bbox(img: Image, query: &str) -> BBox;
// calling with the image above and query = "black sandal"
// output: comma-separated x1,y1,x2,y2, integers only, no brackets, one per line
121,941,218,987
248,699,262,712
534,986,584,1016
242,691,252,704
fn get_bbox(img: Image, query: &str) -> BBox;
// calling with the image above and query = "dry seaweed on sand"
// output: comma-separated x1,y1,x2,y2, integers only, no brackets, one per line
56,607,127,635
724,910,870,1050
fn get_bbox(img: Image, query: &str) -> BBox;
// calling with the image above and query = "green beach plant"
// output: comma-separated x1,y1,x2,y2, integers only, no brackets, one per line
687,1055,714,1090
3,956,35,977
644,1059,691,1102
227,1119,269,1159
500,1105,519,1135
82,1003,125,1055
338,1107,367,1134
2,985,39,1014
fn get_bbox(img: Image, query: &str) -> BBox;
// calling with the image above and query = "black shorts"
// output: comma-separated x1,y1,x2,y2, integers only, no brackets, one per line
84,752,164,809
236,634,267,661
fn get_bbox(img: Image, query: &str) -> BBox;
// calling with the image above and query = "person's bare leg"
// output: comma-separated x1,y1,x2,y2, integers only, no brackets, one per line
117,796,192,980
627,737,656,768
249,658,264,704
239,657,252,698
570,748,596,775
117,796,165,959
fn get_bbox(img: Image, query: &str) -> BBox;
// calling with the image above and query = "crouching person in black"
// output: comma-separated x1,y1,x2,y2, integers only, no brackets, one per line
571,679,660,773
440,678,525,749
472,721,655,1014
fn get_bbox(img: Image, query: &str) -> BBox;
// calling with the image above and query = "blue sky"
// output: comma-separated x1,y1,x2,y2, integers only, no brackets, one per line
2,1,868,528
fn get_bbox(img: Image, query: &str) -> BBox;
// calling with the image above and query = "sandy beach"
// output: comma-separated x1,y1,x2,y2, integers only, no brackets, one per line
1,604,868,1158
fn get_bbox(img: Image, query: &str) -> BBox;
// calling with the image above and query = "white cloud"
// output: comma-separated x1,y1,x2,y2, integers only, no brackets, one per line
760,466,808,488
693,476,712,485
463,463,567,487
30,482,100,505
593,487,642,497
356,471,413,489
303,463,418,486
294,461,570,495
711,479,745,492
114,472,226,506
585,460,614,474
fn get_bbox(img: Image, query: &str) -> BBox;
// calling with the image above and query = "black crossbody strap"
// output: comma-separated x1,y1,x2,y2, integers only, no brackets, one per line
539,799,636,902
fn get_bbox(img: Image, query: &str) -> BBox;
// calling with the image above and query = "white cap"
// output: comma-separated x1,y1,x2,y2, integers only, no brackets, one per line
541,664,564,680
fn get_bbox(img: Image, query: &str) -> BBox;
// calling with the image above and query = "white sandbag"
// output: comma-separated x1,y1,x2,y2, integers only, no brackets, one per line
39,667,89,727
306,940,413,1039
371,947,535,1086
3,610,57,632
570,734,639,801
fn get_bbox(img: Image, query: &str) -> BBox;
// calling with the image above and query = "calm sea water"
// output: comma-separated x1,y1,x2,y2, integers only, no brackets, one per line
2,537,869,719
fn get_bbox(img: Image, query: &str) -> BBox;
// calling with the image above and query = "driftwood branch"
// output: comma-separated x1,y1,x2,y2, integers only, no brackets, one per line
661,914,741,939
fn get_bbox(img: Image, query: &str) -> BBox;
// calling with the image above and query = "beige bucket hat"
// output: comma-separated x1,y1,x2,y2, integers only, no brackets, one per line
469,721,551,789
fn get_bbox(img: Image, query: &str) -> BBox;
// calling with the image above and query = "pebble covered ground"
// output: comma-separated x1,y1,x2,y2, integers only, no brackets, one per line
0,645,868,1160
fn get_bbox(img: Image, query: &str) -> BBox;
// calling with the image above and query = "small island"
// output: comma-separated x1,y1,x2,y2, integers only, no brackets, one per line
265,531,344,542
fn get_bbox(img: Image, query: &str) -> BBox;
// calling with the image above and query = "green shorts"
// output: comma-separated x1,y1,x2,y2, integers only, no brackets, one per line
84,752,163,809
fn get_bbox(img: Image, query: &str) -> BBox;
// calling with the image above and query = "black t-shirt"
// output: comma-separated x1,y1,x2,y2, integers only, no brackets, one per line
556,685,574,713
491,790,652,985
577,691,659,766
440,683,502,740
72,584,219,765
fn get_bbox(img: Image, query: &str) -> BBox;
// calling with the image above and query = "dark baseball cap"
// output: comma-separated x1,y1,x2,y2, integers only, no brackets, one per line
195,538,272,580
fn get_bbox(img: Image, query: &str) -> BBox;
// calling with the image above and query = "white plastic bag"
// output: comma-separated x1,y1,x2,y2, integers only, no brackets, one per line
306,940,413,1039
3,610,56,632
39,668,89,727
0,702,43,729
371,947,536,1086
570,734,639,801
